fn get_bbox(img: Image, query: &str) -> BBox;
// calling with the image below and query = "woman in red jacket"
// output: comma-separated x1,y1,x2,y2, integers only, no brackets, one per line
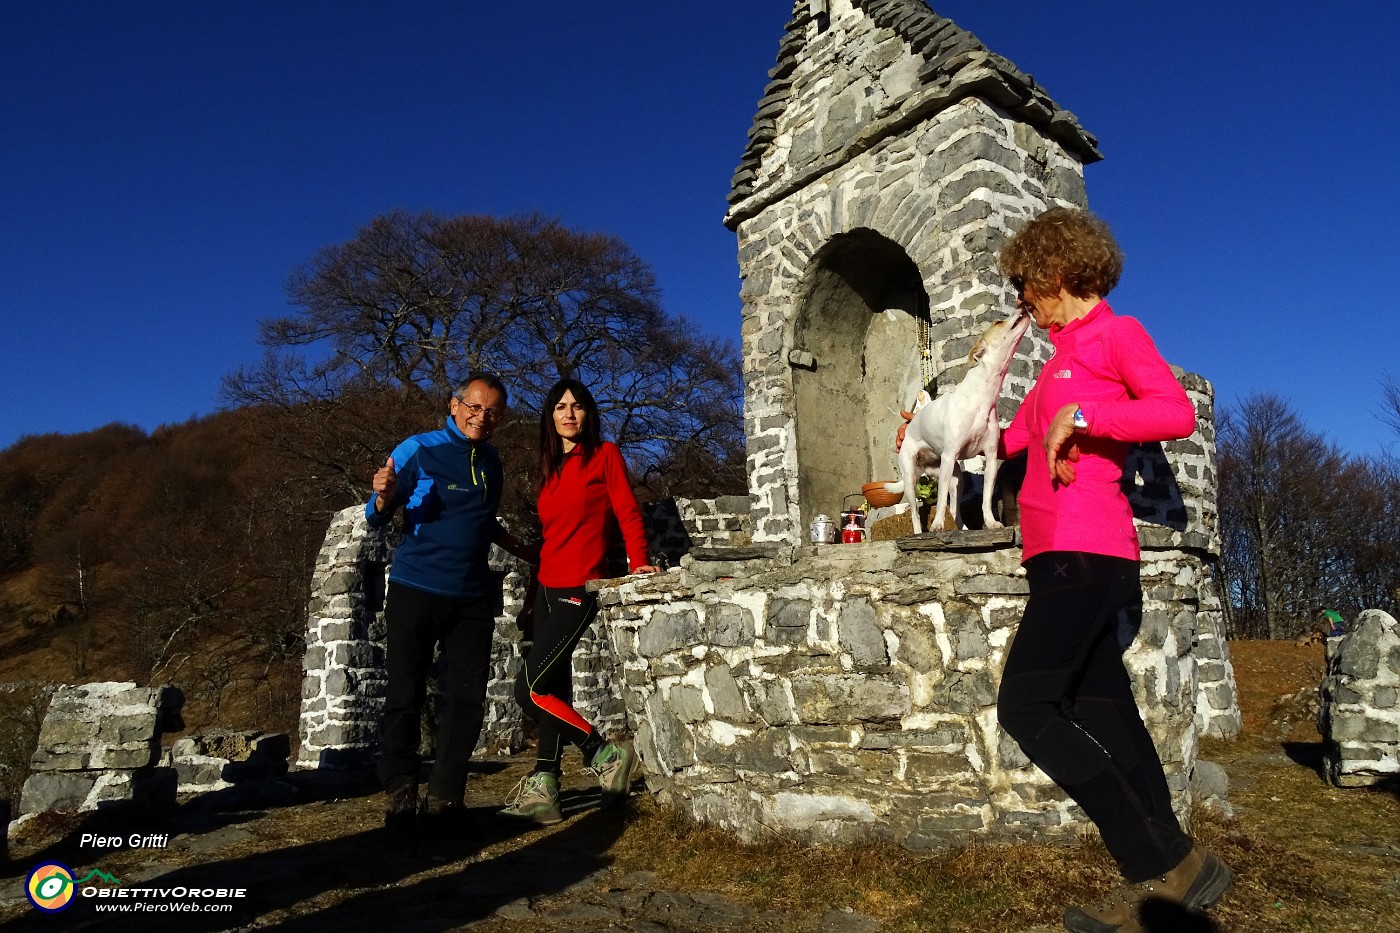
500,378,658,824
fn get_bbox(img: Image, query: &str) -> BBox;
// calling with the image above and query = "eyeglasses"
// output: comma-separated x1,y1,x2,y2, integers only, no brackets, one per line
455,401,504,422
1009,276,1026,296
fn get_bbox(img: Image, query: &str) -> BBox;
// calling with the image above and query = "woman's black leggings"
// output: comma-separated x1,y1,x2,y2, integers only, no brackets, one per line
514,584,603,775
996,551,1194,882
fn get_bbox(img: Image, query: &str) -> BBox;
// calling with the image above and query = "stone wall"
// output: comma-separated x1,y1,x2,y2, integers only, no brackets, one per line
19,682,182,816
297,497,747,770
594,532,1224,848
1320,609,1400,786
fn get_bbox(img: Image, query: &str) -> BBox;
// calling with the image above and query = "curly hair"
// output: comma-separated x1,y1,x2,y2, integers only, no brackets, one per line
998,207,1123,300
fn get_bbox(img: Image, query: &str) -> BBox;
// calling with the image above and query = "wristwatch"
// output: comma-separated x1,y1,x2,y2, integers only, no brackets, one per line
1072,407,1088,431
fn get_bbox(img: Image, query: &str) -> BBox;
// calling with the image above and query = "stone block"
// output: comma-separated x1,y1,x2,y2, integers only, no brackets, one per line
954,623,988,661
643,691,697,773
704,664,750,721
748,680,796,726
708,603,755,648
668,685,708,724
837,599,887,667
952,574,1027,596
894,624,943,673
707,730,794,774
1202,682,1235,712
803,746,894,779
322,569,360,595
30,740,157,772
929,670,996,714
766,598,812,645
770,791,875,831
20,771,97,815
303,645,326,672
331,642,378,668
174,756,231,790
326,668,354,696
1190,759,1230,801
901,750,974,784
638,608,702,657
997,808,1063,830
790,674,908,724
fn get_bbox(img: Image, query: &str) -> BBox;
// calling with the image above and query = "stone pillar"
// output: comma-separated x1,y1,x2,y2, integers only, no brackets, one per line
1320,609,1400,786
297,506,392,769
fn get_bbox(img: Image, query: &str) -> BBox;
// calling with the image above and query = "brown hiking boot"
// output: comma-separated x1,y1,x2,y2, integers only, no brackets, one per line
383,782,419,832
1064,845,1233,932
422,793,460,817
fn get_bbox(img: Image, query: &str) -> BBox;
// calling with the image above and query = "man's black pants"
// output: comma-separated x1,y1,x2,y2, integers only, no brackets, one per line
378,581,496,804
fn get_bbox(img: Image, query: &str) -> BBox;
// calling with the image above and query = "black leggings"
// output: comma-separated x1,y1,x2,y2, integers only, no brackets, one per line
514,585,603,775
996,551,1193,882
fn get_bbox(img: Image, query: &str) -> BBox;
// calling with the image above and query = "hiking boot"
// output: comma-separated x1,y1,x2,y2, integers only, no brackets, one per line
383,782,419,832
587,742,637,809
499,772,563,824
422,793,461,818
1064,845,1233,932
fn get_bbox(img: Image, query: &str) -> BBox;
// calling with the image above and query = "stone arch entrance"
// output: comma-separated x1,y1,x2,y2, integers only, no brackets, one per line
792,229,929,529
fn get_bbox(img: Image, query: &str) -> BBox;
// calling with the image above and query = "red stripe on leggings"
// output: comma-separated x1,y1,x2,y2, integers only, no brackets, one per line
530,690,592,736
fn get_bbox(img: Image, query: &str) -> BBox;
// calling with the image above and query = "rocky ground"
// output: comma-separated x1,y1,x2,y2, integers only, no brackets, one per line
2,640,1394,932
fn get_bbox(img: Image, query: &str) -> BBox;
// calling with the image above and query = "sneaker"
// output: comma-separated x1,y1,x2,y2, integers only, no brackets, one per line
383,782,419,831
499,772,563,824
1064,845,1233,932
587,742,637,809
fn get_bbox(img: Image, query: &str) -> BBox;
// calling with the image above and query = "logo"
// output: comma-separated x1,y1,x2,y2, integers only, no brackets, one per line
1052,368,1073,379
25,863,122,913
561,596,583,606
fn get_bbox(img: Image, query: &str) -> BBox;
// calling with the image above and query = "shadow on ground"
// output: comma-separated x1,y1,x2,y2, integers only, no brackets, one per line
1140,899,1223,931
1281,741,1326,780
4,767,628,932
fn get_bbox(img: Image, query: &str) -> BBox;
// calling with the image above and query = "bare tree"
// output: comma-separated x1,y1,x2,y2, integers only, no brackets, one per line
1381,371,1400,455
1218,392,1400,638
223,210,745,502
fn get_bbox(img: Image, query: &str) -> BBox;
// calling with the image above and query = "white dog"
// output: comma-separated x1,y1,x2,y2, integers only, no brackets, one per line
884,306,1031,533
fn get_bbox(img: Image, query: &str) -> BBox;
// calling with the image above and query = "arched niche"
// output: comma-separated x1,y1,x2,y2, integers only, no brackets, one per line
792,229,930,530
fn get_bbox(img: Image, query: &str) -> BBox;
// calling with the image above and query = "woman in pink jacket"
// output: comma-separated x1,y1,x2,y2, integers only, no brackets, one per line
995,208,1231,932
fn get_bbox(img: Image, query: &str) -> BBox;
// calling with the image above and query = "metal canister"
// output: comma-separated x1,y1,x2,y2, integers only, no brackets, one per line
810,514,836,544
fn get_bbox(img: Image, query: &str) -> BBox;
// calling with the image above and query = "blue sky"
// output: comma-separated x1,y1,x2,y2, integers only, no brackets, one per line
3,1,1396,458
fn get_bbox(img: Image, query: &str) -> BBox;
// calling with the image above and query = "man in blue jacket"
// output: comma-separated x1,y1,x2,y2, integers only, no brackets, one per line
367,372,534,828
